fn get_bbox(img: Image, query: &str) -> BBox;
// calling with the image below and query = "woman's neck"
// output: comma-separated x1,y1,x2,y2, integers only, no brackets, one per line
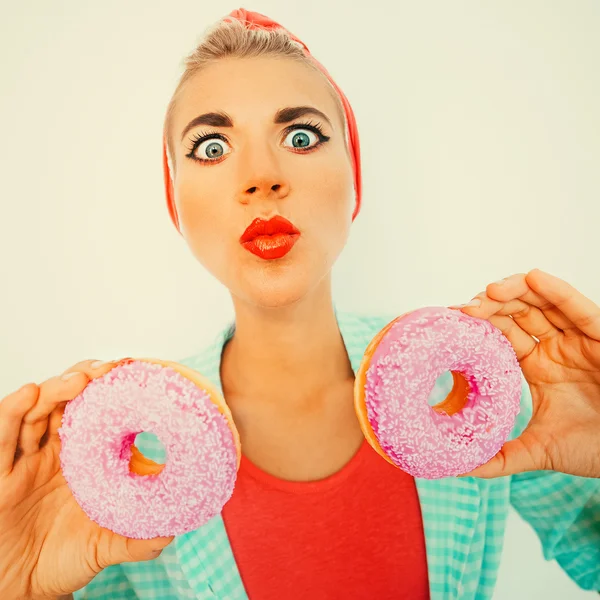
220,281,354,407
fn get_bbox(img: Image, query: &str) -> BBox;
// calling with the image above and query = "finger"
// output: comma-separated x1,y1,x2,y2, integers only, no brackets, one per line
482,273,577,333
452,285,562,344
17,419,51,457
0,384,39,476
47,402,67,442
98,530,175,566
525,268,600,341
488,296,561,341
25,359,117,425
488,315,537,361
21,360,118,456
458,434,544,478
123,535,175,564
451,272,573,333
19,372,89,457
487,272,577,333
60,358,124,380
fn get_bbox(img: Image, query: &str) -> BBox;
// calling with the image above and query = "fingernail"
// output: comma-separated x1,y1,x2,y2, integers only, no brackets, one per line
61,371,80,381
494,279,506,285
463,298,482,308
90,360,107,369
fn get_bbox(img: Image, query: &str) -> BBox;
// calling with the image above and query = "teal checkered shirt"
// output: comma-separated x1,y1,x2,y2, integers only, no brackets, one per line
74,308,600,599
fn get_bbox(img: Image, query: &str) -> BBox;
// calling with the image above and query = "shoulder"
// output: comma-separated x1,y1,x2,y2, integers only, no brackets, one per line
337,307,396,328
335,307,397,341
176,321,234,372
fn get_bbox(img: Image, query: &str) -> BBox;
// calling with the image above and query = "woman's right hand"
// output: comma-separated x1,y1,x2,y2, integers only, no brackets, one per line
0,360,174,600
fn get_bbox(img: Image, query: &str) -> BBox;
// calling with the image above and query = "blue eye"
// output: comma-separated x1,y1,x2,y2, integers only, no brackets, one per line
204,141,225,157
284,129,317,149
194,137,232,161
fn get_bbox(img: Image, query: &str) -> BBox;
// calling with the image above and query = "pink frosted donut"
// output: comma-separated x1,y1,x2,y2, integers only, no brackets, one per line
354,306,523,479
58,358,241,539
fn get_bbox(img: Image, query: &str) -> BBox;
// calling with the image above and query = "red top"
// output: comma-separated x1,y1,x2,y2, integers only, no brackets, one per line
222,438,430,599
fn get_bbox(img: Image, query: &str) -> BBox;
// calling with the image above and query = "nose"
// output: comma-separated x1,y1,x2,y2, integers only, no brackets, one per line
237,144,290,205
239,177,290,204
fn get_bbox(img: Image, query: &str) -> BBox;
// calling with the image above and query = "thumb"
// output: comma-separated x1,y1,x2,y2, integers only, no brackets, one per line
115,535,175,564
457,437,540,478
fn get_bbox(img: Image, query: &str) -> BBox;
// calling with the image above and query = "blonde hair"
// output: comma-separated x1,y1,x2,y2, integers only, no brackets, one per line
164,17,347,175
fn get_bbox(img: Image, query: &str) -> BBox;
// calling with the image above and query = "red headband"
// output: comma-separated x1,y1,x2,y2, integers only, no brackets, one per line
162,8,362,233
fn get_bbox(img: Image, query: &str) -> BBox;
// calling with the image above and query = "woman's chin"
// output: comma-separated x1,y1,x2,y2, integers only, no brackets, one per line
231,268,316,309
244,284,310,310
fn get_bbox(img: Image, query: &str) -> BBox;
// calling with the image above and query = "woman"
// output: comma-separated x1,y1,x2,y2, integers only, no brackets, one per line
0,9,598,600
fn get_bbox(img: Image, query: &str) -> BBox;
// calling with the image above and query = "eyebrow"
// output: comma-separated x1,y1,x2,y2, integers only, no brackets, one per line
180,106,333,141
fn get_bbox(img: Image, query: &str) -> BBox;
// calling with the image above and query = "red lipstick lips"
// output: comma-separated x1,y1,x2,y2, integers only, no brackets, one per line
240,215,301,260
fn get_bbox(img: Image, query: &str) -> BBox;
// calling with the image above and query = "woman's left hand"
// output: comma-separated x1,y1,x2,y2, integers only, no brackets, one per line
451,268,600,479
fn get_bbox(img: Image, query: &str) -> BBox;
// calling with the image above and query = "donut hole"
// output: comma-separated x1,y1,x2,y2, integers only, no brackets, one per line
128,432,166,476
429,371,470,416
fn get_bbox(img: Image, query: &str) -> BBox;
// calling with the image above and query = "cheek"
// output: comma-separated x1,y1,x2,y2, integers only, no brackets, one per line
300,155,354,239
177,179,209,231
175,176,228,265
306,148,353,203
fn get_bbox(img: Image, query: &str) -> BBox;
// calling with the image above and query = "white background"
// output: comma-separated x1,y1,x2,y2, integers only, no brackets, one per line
1,1,599,598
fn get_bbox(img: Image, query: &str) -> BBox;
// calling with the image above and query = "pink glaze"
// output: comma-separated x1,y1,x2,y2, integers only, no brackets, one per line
58,360,238,539
364,306,523,479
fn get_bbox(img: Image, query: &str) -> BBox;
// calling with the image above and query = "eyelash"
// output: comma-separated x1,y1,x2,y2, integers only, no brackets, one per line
184,120,331,164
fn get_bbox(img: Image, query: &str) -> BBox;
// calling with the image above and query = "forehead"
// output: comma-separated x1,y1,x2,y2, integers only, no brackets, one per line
172,56,344,135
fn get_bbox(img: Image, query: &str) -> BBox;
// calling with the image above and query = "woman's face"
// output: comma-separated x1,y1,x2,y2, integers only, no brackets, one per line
169,56,355,308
